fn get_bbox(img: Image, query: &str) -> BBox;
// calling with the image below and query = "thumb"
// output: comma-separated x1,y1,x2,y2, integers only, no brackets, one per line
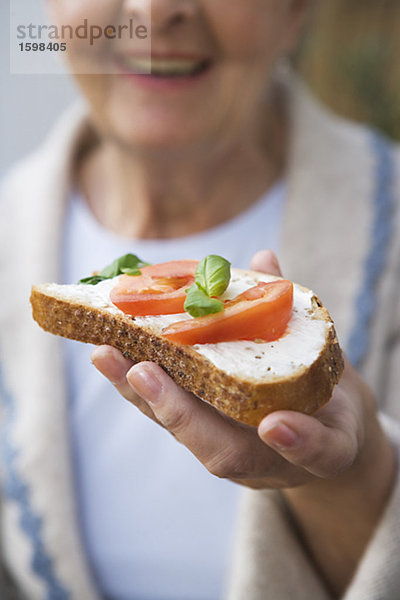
250,249,282,277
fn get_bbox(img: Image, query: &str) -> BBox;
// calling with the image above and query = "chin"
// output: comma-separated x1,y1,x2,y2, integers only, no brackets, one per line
108,107,213,154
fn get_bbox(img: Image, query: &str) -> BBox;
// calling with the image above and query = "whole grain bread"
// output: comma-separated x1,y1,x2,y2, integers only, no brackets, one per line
30,269,343,426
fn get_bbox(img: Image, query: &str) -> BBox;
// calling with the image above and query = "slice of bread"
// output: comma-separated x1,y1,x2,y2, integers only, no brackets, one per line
30,269,343,426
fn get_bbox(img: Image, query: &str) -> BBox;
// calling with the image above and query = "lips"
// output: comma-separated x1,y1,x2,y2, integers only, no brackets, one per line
117,55,211,78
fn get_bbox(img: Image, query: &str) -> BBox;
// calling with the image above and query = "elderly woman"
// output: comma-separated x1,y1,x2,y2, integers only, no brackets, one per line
1,1,400,599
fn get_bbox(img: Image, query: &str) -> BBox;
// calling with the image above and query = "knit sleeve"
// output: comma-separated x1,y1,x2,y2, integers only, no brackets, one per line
227,416,400,600
342,415,400,599
226,488,332,600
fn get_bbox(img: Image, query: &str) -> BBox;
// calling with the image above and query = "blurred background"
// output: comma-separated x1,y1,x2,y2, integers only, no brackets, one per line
1,0,399,173
298,0,400,142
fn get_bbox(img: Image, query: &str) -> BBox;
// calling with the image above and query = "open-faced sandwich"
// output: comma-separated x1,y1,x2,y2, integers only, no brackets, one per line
30,254,343,426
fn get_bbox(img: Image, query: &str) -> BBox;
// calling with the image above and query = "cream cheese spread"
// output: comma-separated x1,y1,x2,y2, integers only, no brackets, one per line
45,272,329,379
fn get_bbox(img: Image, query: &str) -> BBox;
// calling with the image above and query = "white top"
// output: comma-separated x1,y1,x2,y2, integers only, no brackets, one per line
62,181,286,600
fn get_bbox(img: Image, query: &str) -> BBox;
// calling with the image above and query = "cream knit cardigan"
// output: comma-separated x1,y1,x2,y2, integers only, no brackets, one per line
0,76,399,600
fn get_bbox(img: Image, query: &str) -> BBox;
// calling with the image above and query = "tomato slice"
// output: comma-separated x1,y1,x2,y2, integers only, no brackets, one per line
110,260,198,316
161,280,293,345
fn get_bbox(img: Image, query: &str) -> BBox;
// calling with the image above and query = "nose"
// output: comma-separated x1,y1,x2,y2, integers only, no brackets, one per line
124,0,197,32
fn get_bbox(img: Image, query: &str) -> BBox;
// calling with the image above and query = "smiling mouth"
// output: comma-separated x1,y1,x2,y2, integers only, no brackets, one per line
118,56,211,77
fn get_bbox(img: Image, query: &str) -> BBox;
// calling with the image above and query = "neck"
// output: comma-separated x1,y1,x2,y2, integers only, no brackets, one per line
78,97,287,239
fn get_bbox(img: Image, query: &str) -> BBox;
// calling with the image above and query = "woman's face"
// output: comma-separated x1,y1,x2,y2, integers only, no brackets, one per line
48,0,308,154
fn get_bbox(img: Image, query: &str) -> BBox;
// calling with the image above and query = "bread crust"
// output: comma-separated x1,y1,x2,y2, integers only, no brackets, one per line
30,272,343,426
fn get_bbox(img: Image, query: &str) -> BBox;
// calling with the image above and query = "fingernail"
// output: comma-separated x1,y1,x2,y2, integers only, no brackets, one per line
260,422,299,451
128,364,163,404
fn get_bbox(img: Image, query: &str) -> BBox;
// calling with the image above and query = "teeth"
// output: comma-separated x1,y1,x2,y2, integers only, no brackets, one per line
122,56,207,76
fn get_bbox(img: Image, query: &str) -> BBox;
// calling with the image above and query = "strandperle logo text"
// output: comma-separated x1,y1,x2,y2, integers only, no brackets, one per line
16,18,149,46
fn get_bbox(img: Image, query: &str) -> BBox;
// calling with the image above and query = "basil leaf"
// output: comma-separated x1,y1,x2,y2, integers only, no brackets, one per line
100,254,149,278
120,267,143,276
195,255,231,297
78,275,107,285
78,254,150,285
184,283,224,318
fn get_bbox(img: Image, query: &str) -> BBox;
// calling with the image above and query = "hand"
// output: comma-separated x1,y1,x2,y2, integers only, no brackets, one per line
91,249,396,595
91,249,382,491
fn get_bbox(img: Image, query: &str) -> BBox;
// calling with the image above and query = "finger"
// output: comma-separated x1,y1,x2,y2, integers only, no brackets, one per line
250,249,282,277
127,361,276,480
91,345,157,420
91,345,133,387
258,409,359,479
